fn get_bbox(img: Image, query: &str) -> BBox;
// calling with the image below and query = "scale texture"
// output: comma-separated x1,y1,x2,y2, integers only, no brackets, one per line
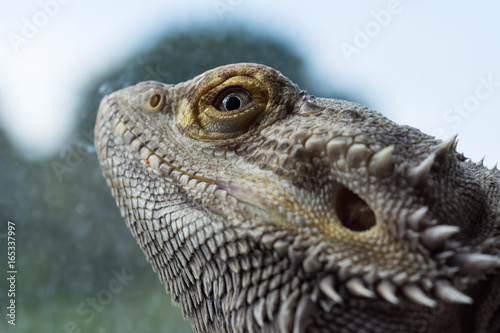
94,63,500,333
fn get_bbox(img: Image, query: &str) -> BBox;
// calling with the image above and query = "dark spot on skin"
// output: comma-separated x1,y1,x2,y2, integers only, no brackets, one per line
262,139,278,150
291,145,309,161
267,152,278,164
259,162,271,170
286,101,295,114
277,141,291,152
294,164,308,179
253,152,266,162
281,156,295,169
341,109,364,119
266,128,280,136
245,145,259,155
273,166,284,176
235,146,245,155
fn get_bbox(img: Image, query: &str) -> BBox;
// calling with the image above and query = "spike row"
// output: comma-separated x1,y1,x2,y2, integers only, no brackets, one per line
404,205,461,251
369,135,458,180
407,135,459,186
316,275,476,309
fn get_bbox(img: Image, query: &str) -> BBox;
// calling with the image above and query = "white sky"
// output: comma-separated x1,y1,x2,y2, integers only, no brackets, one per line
0,0,499,167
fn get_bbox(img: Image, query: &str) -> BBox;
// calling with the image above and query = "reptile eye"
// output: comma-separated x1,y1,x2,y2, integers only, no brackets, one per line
218,89,252,112
195,76,269,138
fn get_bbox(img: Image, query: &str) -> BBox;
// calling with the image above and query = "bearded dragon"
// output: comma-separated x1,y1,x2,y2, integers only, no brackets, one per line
94,63,500,333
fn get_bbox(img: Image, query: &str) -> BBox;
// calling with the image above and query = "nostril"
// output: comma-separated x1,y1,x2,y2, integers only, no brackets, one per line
335,187,376,232
149,94,162,108
145,92,164,111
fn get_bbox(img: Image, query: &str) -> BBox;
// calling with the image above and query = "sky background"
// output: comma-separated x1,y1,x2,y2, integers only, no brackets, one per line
1,2,500,332
1,0,499,167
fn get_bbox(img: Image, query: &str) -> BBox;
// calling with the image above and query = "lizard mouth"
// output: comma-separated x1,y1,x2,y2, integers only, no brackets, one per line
335,186,376,232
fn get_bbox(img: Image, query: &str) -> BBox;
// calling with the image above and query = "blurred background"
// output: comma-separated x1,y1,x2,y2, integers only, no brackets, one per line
1,1,499,332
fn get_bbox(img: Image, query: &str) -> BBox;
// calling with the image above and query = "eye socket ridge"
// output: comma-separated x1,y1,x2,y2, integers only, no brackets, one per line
215,87,253,112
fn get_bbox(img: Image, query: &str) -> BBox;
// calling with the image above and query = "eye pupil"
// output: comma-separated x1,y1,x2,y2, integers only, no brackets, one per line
223,94,242,111
219,89,252,112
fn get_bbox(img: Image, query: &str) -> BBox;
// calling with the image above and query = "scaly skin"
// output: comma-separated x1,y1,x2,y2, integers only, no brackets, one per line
95,63,500,333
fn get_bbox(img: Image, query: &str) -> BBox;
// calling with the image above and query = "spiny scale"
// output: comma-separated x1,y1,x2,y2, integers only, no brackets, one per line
420,225,460,250
376,280,399,305
435,280,472,304
435,134,458,156
455,253,500,274
346,277,375,298
293,295,313,333
319,276,343,304
368,145,394,175
408,153,436,186
402,284,437,308
407,206,429,230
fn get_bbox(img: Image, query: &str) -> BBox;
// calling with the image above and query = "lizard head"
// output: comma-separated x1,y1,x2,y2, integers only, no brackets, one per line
95,63,500,332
